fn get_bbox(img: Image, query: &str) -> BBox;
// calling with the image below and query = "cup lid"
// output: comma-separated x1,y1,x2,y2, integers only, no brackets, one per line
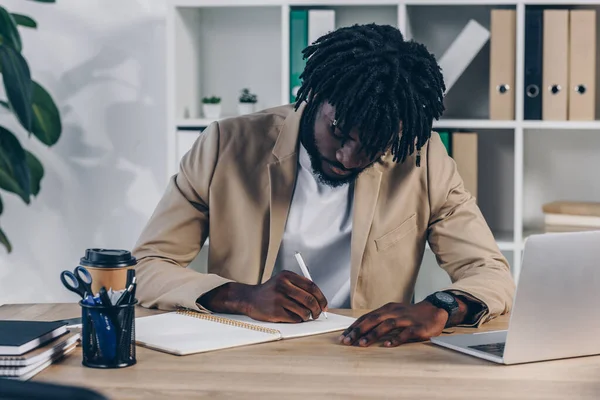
80,248,137,268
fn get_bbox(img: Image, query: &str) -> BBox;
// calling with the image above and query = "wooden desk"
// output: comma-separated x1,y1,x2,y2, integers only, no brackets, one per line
1,304,599,399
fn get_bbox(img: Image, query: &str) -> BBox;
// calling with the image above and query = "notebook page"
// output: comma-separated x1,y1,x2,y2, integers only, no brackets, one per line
217,312,357,339
135,312,280,355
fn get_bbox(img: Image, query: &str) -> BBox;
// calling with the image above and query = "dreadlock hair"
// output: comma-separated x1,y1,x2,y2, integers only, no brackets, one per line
294,23,446,166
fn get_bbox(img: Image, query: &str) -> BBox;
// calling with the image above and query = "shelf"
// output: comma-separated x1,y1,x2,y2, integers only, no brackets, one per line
176,118,224,129
172,0,600,6
172,6,282,121
524,0,600,4
178,118,600,131
172,0,282,6
522,121,600,130
405,0,517,4
172,0,402,6
433,119,517,129
179,118,519,130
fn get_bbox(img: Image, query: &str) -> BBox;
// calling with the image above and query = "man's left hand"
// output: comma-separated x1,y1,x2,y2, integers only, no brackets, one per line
338,301,450,347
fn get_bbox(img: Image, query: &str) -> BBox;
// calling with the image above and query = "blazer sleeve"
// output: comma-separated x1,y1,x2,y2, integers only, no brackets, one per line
132,122,233,312
425,132,516,327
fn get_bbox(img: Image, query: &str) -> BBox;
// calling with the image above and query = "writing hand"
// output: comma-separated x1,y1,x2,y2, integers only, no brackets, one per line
198,270,328,323
338,301,449,347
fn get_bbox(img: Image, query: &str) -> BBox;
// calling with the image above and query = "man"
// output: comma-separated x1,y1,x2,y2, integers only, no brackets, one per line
133,23,515,348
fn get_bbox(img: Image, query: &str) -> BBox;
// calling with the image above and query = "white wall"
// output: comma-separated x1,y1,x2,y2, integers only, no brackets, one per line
0,0,168,304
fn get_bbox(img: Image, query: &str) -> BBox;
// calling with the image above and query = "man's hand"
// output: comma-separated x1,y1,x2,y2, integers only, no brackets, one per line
198,270,328,323
338,301,454,347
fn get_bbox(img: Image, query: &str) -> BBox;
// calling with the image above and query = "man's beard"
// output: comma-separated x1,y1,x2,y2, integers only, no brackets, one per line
299,110,360,188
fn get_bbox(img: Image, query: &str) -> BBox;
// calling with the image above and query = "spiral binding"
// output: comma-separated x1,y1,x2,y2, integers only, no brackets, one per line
175,310,280,336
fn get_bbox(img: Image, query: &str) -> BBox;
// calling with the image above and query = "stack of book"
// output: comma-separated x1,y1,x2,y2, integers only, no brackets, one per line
542,201,600,233
0,320,80,380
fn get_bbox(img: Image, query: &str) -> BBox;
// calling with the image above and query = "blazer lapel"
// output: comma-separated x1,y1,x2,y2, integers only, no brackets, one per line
260,103,305,283
350,166,382,308
262,159,297,283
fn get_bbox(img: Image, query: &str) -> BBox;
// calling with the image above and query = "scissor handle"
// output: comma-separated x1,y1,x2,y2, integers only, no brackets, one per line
74,266,93,296
60,271,86,298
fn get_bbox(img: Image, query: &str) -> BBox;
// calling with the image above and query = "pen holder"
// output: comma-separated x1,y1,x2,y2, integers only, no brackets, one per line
79,298,137,368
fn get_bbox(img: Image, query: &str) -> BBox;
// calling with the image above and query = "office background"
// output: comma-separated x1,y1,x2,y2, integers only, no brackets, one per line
0,0,168,304
1,0,599,305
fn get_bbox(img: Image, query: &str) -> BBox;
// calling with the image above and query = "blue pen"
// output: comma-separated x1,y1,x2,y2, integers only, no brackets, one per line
83,295,117,361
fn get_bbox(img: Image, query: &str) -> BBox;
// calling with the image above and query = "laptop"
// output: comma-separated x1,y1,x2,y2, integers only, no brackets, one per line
430,230,600,365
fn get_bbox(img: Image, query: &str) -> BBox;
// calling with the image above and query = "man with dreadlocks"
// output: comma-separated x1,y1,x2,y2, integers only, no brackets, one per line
133,23,515,347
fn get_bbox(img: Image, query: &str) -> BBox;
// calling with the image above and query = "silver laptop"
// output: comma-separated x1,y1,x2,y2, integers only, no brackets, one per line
430,230,600,365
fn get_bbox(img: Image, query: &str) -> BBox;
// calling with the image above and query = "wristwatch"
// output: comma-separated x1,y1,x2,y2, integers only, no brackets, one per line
425,291,459,321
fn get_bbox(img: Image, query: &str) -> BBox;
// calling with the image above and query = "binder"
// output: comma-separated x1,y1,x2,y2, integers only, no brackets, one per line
542,10,569,120
524,8,543,120
489,9,516,120
289,9,308,103
289,9,335,103
451,132,478,201
438,131,452,155
568,10,596,121
308,9,335,45
438,19,490,94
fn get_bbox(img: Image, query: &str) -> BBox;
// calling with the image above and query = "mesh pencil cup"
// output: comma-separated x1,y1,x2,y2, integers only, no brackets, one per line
79,297,137,368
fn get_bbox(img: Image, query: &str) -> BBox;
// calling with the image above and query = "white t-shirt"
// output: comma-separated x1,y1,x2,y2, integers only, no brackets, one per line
272,142,354,308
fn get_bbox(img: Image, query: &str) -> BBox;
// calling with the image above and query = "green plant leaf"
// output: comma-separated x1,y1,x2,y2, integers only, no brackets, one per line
0,7,22,52
25,150,43,196
0,126,31,204
11,14,37,29
0,45,33,132
0,225,12,253
0,101,8,109
0,193,3,215
31,81,61,145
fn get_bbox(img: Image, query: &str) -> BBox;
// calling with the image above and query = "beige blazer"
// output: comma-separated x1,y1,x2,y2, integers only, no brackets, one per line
132,103,515,326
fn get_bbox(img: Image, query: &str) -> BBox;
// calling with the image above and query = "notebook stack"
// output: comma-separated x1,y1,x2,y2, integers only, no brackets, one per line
542,201,600,233
0,320,80,381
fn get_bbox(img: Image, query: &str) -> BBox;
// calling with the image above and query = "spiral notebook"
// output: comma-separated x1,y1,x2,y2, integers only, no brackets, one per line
135,310,357,355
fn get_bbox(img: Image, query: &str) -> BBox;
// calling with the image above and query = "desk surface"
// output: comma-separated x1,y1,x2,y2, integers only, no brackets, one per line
1,303,599,399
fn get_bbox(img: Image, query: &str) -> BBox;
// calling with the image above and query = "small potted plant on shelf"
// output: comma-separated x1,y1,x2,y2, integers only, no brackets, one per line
238,88,257,115
202,96,221,119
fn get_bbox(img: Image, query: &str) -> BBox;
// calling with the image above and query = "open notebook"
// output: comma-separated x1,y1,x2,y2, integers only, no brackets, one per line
135,310,357,356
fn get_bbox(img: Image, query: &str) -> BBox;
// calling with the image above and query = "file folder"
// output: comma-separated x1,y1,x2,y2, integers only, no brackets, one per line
568,10,596,121
524,8,543,120
543,10,569,120
489,9,516,120
290,9,308,102
289,9,335,102
438,19,490,94
452,132,478,201
308,9,335,45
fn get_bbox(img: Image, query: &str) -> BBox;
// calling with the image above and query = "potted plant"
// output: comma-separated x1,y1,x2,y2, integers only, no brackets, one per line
238,88,257,115
202,96,221,119
0,3,63,252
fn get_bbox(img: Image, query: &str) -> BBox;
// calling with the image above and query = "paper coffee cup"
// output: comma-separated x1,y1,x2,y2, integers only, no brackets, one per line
79,249,136,294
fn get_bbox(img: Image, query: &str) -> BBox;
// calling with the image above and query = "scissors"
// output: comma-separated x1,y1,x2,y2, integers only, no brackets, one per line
60,266,93,299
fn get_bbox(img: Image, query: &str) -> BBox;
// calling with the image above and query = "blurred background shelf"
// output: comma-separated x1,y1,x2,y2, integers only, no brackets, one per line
434,119,517,129
167,0,600,295
522,121,600,130
176,118,222,129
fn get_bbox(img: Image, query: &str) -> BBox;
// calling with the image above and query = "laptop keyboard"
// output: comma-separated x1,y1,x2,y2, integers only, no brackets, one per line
468,342,505,357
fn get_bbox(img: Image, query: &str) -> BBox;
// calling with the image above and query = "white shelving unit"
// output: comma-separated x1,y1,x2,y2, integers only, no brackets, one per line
167,0,600,288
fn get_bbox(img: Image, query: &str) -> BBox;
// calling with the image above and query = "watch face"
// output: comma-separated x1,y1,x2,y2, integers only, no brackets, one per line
436,292,455,304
